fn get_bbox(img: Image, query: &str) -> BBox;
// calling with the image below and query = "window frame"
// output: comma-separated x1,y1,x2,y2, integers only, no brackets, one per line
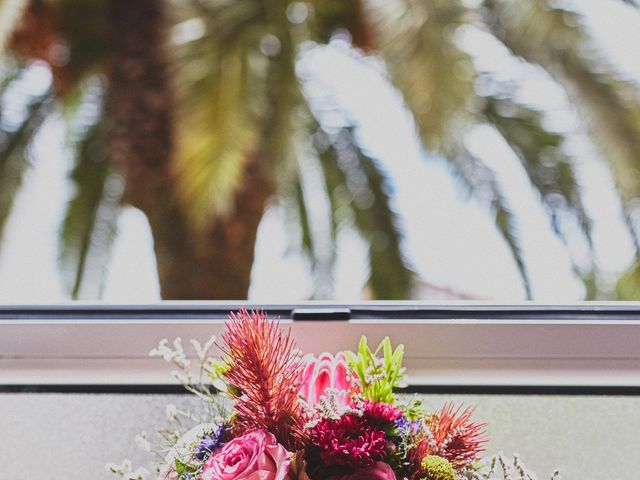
2,302,640,395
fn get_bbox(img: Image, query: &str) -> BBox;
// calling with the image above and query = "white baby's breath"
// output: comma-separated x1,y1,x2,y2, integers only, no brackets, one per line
124,467,150,480
190,334,216,362
165,404,178,422
135,432,151,452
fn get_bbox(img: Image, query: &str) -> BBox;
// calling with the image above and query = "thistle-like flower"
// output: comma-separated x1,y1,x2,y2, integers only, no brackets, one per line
217,309,308,450
194,425,226,460
409,403,488,479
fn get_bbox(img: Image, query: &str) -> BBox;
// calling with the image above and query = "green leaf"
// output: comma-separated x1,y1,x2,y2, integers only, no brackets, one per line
59,122,121,299
172,0,300,231
174,35,258,229
346,335,406,403
370,0,476,151
494,195,532,299
383,336,392,363
174,458,197,477
0,88,52,242
315,126,415,299
484,0,640,216
444,145,533,299
292,176,314,259
616,260,640,299
483,95,596,291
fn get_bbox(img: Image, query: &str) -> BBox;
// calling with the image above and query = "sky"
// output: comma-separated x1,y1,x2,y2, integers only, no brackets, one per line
0,1,639,302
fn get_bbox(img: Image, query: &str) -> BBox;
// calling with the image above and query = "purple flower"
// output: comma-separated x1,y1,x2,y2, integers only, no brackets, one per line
195,425,225,460
395,416,421,436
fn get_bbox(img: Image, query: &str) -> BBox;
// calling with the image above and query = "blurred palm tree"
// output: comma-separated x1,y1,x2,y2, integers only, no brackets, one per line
0,0,639,299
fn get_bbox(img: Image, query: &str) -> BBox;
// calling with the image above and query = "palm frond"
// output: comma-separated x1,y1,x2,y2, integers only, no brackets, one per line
315,126,414,299
493,194,531,299
59,122,121,299
367,0,476,150
292,175,314,258
283,119,337,298
616,260,640,299
0,88,52,242
174,1,266,228
484,0,640,208
173,36,256,229
444,145,533,298
172,0,296,230
483,95,593,247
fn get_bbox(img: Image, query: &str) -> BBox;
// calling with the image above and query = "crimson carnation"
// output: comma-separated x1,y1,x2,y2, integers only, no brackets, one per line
363,401,403,425
310,414,388,468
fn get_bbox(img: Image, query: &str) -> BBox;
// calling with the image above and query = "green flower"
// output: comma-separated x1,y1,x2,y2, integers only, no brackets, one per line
344,336,405,403
420,455,456,480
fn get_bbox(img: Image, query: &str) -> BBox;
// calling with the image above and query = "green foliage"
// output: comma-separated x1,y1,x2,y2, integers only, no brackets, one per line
345,336,405,403
420,455,457,480
206,357,232,393
0,84,53,242
2,0,640,300
397,397,424,423
172,0,300,230
174,458,197,478
315,126,415,299
369,0,475,151
615,260,640,299
484,95,592,246
60,120,121,299
484,0,640,251
443,145,532,298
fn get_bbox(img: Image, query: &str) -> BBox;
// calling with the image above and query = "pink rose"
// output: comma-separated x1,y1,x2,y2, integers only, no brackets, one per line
201,429,290,480
300,352,356,408
327,462,396,480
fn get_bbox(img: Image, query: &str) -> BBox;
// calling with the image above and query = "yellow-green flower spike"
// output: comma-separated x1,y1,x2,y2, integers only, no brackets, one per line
420,455,456,480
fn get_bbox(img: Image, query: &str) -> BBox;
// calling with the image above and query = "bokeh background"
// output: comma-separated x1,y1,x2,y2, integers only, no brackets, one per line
1,0,640,301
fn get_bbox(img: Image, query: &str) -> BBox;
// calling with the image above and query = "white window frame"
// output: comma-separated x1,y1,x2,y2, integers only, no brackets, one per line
1,302,640,393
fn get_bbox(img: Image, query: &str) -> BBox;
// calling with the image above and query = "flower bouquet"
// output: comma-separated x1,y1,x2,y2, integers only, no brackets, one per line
108,309,558,480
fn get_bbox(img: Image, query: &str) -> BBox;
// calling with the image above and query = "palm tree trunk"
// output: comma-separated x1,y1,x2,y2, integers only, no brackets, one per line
106,0,272,299
151,156,273,299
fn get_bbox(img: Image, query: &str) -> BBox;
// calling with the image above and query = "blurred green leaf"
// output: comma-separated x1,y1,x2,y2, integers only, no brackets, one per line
616,260,640,299
484,96,593,244
316,126,414,299
59,122,121,299
0,88,52,242
485,0,640,208
368,0,475,151
444,144,532,298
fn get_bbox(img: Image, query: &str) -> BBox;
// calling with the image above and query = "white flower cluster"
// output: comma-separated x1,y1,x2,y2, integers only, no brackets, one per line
467,453,561,480
149,335,217,387
149,338,190,369
105,460,150,480
302,389,366,428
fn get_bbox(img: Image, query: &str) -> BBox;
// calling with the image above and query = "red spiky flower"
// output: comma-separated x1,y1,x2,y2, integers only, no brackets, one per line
408,403,488,478
218,309,308,450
